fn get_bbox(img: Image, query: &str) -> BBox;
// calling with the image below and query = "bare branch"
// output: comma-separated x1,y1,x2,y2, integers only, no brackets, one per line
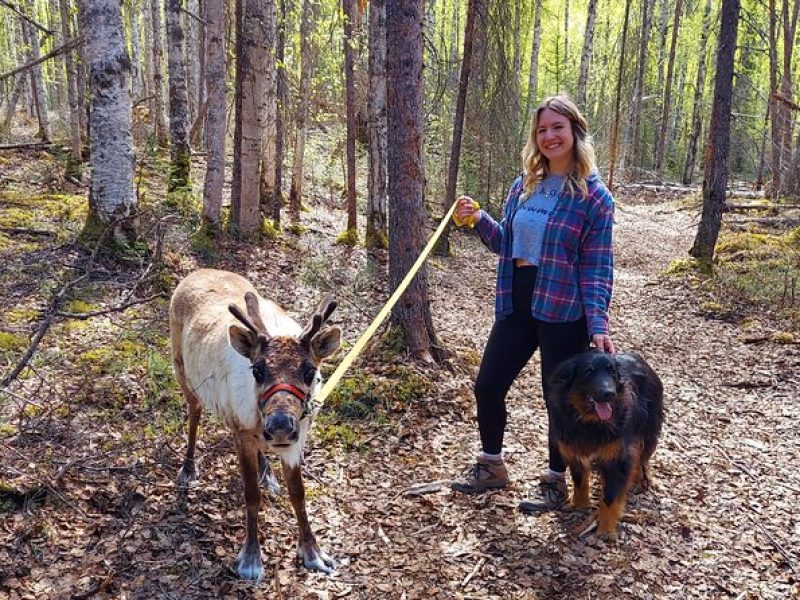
0,35,84,83
0,0,53,36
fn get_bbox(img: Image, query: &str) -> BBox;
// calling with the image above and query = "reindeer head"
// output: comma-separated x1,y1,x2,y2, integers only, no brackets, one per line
228,293,341,453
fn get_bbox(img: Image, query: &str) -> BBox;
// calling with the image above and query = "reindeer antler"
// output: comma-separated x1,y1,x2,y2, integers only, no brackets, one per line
299,295,337,345
244,292,269,333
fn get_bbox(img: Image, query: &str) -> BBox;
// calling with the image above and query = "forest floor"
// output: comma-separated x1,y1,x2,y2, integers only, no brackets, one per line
1,147,799,599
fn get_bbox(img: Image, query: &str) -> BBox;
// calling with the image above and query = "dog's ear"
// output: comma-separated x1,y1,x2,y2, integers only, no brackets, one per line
550,356,579,388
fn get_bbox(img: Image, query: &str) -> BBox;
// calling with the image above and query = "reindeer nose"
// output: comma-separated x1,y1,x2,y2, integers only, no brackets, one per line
264,413,299,443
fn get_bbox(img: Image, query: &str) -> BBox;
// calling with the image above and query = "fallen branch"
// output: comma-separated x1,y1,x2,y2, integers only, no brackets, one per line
0,0,53,36
55,292,164,320
461,557,486,588
0,221,112,388
0,141,55,150
746,514,798,575
0,35,84,83
0,226,55,236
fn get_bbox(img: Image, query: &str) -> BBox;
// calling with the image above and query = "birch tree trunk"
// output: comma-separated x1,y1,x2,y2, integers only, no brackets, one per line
365,0,387,248
288,0,314,227
576,0,597,110
386,0,441,362
690,0,739,262
232,0,271,235
60,0,82,170
626,0,655,171
682,0,712,184
256,0,276,222
607,0,632,190
343,0,358,238
778,0,799,192
166,0,191,190
201,0,225,227
127,0,144,98
151,0,169,146
654,0,682,171
269,0,286,225
21,5,51,141
81,0,136,246
521,0,543,140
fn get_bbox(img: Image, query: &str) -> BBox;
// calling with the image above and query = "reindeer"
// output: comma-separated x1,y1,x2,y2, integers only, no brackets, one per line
169,269,341,580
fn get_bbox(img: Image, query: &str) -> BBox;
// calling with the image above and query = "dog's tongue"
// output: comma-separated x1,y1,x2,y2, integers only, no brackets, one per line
595,401,613,421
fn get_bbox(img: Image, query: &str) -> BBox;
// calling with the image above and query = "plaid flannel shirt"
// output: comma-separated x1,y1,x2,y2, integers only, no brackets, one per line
474,172,615,337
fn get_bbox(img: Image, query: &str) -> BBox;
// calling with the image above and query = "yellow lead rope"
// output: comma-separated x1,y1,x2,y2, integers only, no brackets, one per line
315,199,464,405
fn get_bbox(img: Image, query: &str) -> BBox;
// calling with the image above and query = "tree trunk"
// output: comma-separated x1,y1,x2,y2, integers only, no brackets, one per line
682,0,712,184
365,0,387,248
626,0,654,171
166,0,191,190
201,0,225,227
270,0,286,225
343,0,358,238
576,0,597,110
127,0,144,98
608,0,632,190
151,0,169,146
437,0,478,256
386,0,440,362
143,0,155,104
233,0,272,235
21,5,51,141
689,0,739,262
80,0,136,246
288,0,314,227
654,0,683,171
520,0,542,142
255,0,277,223
59,0,82,171
1,76,26,138
778,0,799,193
73,0,88,142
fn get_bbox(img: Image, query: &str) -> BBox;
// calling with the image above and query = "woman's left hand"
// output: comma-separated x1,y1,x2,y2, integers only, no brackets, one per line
592,334,616,354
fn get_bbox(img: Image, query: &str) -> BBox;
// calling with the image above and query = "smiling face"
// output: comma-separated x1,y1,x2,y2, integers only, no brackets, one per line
535,107,576,174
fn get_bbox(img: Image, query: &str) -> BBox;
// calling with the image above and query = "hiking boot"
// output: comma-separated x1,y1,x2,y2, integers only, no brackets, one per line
518,471,568,512
450,457,509,494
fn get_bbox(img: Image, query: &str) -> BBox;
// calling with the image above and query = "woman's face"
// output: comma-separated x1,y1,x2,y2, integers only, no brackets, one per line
535,108,575,172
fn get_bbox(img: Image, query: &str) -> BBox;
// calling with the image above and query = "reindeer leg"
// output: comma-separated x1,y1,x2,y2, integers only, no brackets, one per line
234,434,264,581
177,384,201,487
258,451,281,495
282,461,335,573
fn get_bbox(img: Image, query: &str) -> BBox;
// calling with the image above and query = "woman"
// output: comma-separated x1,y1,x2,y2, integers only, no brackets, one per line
450,94,615,512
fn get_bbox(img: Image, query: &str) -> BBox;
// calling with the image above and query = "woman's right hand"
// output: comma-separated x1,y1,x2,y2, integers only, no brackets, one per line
454,195,482,227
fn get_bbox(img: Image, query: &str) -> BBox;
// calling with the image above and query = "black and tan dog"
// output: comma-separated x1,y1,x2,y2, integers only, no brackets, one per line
548,350,664,538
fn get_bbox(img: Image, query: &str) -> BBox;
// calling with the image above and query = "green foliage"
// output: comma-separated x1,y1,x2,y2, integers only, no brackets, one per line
0,331,26,353
190,221,219,263
261,218,281,240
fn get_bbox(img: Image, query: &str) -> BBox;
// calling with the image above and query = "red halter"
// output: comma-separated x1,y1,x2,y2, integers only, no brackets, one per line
259,383,309,413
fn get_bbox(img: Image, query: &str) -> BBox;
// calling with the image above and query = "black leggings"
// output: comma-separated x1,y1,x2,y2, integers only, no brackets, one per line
475,266,588,472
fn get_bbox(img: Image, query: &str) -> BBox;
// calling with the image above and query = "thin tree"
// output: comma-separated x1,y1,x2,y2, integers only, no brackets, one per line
520,0,542,144
437,0,478,256
689,0,740,263
166,0,191,190
682,0,712,185
288,0,314,227
59,0,82,174
151,0,169,146
386,0,442,362
201,0,225,228
80,0,136,246
231,0,271,235
607,0,632,190
21,8,51,141
269,0,287,226
625,0,655,171
654,0,683,171
342,0,358,240
256,0,276,224
576,0,597,110
365,0,387,248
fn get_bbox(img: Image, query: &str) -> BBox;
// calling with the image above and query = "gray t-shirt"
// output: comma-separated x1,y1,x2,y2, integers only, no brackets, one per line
511,174,564,266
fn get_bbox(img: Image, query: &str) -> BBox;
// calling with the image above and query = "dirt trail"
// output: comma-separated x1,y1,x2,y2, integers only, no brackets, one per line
2,189,799,599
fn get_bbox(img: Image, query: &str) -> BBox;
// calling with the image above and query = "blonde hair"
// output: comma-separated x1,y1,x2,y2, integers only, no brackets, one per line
521,94,596,197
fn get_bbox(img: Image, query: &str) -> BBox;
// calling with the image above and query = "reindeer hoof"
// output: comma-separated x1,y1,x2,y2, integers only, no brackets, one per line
176,459,199,487
236,549,264,581
298,545,336,574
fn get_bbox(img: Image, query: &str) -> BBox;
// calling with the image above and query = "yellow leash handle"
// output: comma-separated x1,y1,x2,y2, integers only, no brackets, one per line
315,198,466,405
452,200,480,228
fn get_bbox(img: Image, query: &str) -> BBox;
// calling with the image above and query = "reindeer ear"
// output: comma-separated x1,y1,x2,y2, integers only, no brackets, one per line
310,327,341,362
229,325,258,359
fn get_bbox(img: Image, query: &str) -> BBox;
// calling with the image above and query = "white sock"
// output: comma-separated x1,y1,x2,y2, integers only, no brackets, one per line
479,451,503,463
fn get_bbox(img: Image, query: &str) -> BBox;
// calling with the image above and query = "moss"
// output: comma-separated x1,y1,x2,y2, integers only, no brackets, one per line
771,331,796,344
364,229,388,250
663,258,700,276
0,331,26,352
0,422,17,438
191,221,218,263
65,300,98,313
168,152,192,193
313,414,364,451
0,207,35,229
785,226,800,247
335,228,359,246
699,301,727,317
287,223,307,235
5,308,39,324
165,188,200,216
0,232,9,249
261,218,281,240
